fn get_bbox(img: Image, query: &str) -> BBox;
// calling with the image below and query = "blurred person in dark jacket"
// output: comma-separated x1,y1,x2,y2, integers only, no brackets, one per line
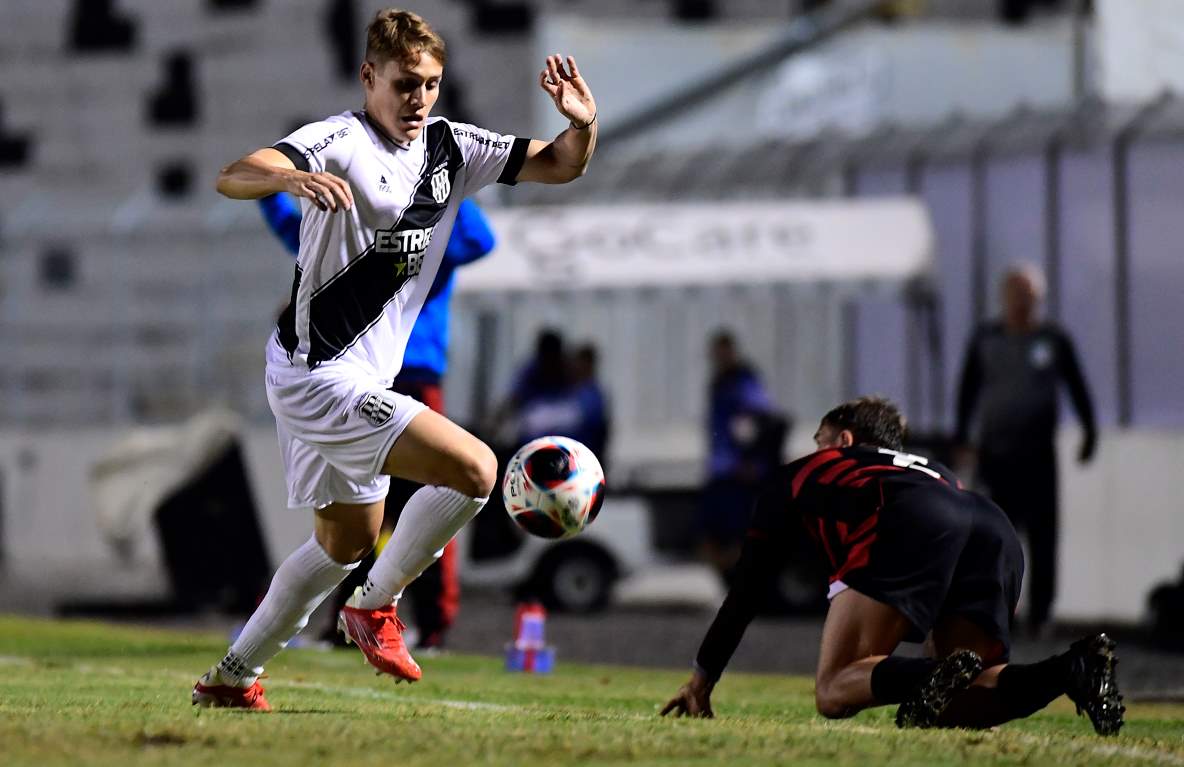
955,263,1096,637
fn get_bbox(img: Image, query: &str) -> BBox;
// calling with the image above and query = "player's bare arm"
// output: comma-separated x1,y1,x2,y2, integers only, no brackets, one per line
661,668,715,718
661,521,772,720
216,148,354,212
516,55,597,184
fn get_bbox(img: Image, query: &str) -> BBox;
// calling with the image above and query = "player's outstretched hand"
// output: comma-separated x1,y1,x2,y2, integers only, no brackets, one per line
660,673,715,719
539,55,596,129
286,170,354,213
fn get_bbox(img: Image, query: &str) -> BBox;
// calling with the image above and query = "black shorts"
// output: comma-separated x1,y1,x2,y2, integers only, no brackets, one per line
841,485,1024,659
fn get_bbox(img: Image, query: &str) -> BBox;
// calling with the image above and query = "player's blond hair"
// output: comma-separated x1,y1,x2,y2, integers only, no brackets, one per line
365,9,447,68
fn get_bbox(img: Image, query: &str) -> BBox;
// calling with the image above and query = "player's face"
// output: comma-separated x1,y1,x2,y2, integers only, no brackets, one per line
361,53,443,144
710,338,736,372
1002,273,1038,326
813,421,853,450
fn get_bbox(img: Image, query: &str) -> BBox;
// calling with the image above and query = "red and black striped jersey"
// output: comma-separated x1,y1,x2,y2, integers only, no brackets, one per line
748,445,963,585
694,445,966,682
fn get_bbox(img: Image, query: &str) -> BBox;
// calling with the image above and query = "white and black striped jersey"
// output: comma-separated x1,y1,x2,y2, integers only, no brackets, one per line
266,110,526,383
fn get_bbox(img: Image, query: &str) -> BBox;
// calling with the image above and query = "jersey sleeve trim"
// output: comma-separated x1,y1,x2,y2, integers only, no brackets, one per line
273,142,310,173
497,137,530,186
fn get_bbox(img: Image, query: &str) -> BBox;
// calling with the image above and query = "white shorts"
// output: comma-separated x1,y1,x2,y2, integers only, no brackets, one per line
265,363,426,509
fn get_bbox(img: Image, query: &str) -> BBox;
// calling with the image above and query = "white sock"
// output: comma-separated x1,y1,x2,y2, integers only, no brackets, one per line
353,486,486,610
217,534,358,686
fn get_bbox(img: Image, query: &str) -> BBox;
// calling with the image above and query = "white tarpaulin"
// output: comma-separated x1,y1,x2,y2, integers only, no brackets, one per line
455,198,933,293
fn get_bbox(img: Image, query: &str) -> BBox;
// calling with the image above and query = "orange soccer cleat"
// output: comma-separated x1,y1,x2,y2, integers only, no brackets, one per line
192,667,272,712
338,602,423,682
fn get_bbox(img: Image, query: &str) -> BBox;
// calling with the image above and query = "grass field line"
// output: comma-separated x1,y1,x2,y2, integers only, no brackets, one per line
278,678,519,712
4,653,1183,765
0,652,643,719
0,653,522,713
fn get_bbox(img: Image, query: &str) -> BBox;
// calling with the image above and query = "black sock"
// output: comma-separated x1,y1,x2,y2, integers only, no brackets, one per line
870,656,939,704
995,653,1070,718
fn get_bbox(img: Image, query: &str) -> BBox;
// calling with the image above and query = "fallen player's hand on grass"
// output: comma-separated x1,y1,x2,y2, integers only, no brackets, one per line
661,670,715,718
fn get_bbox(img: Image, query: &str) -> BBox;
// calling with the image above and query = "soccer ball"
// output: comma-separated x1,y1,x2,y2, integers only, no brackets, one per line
502,436,606,539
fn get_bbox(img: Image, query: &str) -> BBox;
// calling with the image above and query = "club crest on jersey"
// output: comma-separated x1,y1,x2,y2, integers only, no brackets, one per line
1030,339,1054,369
357,392,397,428
430,165,451,203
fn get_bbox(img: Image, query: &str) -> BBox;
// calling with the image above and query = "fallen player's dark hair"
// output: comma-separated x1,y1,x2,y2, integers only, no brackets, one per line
822,396,906,451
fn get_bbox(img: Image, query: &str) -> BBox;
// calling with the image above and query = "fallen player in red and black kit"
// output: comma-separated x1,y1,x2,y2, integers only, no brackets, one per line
662,396,1124,734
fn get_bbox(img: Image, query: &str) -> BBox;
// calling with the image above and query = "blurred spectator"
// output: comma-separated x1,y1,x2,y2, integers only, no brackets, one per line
956,263,1096,637
700,330,787,578
257,192,496,651
492,332,611,464
498,329,574,445
570,344,610,464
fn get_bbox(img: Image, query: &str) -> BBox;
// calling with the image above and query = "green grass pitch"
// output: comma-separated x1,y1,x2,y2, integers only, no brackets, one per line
2,615,1183,766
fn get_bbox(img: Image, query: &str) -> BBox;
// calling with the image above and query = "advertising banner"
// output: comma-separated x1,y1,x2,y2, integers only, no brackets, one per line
456,198,934,293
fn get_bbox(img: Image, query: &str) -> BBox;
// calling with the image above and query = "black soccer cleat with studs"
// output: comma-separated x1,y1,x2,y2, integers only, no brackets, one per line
895,649,984,729
1064,633,1125,736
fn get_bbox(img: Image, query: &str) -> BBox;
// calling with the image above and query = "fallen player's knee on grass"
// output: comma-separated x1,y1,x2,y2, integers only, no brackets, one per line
814,687,857,720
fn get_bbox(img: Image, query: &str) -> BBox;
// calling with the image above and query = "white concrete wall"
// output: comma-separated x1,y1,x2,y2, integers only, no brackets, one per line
0,426,1179,623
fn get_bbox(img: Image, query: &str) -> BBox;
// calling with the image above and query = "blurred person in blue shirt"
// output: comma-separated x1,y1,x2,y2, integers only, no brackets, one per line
502,329,570,444
702,329,788,578
500,330,610,457
258,192,495,649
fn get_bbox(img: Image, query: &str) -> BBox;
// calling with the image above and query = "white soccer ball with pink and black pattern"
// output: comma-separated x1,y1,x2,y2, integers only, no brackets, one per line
502,436,606,539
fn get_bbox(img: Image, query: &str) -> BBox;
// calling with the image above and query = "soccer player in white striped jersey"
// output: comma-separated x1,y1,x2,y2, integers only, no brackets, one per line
193,8,597,711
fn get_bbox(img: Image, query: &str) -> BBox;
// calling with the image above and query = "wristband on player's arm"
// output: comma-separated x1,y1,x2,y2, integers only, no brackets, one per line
570,113,596,130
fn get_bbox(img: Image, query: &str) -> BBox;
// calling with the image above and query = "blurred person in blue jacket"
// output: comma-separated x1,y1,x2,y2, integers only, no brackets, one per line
498,330,611,461
258,192,495,650
702,329,788,578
